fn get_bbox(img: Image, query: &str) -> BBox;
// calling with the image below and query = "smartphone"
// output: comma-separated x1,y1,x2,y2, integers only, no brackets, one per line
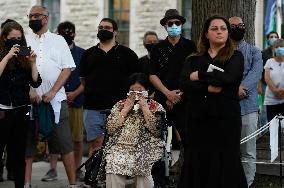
17,46,31,56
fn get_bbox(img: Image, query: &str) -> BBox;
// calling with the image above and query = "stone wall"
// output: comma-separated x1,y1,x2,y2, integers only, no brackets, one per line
130,0,178,57
60,0,104,49
0,0,31,31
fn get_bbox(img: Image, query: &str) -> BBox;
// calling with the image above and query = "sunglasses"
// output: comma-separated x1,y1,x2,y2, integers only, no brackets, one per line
167,21,182,27
59,29,74,35
230,23,245,29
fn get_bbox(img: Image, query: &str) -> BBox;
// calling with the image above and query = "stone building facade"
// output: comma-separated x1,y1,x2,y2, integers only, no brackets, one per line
0,0,263,57
0,0,181,57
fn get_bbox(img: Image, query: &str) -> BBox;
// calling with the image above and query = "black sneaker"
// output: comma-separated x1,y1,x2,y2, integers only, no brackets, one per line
41,168,58,181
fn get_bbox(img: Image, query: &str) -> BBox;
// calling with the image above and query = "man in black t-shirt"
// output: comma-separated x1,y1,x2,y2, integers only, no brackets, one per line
149,9,196,146
80,18,138,157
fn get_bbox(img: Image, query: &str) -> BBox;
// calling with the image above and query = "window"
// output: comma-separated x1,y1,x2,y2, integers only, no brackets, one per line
42,0,60,32
181,0,192,39
109,0,130,46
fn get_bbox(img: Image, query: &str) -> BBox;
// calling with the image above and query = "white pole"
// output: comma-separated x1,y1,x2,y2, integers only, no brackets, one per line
255,0,264,49
276,0,282,36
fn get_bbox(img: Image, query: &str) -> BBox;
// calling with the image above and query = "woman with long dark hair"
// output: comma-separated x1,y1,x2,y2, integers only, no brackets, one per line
0,21,41,188
179,15,247,188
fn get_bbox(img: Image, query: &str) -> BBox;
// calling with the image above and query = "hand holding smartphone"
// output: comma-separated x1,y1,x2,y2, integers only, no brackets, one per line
17,46,31,56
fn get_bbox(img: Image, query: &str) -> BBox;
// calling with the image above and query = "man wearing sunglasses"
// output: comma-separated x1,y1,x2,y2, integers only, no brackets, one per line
149,8,196,186
229,16,263,187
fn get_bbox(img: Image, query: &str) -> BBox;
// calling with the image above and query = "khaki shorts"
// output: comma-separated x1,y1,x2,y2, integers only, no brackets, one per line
68,107,84,142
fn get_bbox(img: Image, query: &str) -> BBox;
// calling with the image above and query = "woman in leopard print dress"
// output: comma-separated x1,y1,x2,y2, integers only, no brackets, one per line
104,73,165,188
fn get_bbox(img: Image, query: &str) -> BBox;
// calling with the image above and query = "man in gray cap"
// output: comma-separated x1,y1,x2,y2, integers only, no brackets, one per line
149,8,196,186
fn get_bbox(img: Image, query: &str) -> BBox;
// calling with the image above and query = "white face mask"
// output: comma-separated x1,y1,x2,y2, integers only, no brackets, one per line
127,90,149,111
127,90,148,101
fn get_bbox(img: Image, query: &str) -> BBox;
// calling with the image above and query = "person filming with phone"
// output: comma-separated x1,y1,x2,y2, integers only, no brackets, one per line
0,21,41,188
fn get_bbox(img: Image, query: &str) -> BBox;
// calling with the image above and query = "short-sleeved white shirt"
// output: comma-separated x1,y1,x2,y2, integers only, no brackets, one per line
26,30,76,102
264,58,284,105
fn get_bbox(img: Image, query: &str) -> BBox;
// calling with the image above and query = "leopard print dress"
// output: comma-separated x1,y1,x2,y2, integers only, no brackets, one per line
104,99,165,177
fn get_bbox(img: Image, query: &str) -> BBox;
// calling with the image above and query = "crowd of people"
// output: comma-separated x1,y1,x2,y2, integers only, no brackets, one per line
0,4,281,188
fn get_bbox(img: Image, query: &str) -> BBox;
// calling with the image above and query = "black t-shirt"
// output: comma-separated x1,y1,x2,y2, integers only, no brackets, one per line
261,47,273,83
138,55,150,75
80,43,139,110
149,37,196,103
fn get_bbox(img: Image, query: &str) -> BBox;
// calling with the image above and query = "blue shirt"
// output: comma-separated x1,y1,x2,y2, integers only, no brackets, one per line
238,41,263,115
65,45,85,107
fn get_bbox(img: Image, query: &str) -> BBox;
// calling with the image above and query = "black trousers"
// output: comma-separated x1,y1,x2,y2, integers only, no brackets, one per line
266,103,284,122
0,140,13,176
0,106,29,188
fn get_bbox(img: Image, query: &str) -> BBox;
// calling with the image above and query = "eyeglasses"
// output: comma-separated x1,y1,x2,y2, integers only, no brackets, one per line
98,25,113,30
167,21,182,27
27,13,47,19
230,23,245,29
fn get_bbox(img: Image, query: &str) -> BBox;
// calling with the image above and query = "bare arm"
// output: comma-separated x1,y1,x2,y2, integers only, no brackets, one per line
42,68,71,102
27,51,39,82
80,77,85,87
0,46,19,76
264,69,278,93
264,68,284,99
66,83,84,103
149,74,181,104
149,75,169,96
0,56,9,76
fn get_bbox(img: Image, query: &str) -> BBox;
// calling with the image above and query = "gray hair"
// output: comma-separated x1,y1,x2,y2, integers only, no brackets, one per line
143,31,158,44
31,5,49,16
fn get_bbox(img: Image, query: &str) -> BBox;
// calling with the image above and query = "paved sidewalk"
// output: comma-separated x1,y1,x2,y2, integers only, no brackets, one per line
0,151,180,188
0,160,83,188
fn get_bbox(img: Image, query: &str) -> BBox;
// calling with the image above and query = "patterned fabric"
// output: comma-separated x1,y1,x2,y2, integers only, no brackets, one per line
101,99,165,178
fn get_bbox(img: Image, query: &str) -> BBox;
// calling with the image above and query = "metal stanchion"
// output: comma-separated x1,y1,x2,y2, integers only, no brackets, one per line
277,114,283,188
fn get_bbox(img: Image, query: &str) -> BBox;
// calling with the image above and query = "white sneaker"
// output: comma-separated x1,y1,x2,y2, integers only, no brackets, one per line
24,184,32,188
69,184,78,188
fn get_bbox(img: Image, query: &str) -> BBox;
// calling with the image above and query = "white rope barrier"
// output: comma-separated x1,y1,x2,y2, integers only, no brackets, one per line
242,160,284,165
240,116,277,144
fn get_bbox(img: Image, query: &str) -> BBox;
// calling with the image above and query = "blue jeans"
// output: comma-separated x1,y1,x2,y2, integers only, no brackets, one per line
259,83,268,127
241,112,258,186
83,109,109,141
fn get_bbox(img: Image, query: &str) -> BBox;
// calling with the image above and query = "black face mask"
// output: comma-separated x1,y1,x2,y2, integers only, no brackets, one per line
145,43,155,52
97,30,113,42
230,28,245,41
5,38,23,48
62,35,74,45
29,20,43,33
